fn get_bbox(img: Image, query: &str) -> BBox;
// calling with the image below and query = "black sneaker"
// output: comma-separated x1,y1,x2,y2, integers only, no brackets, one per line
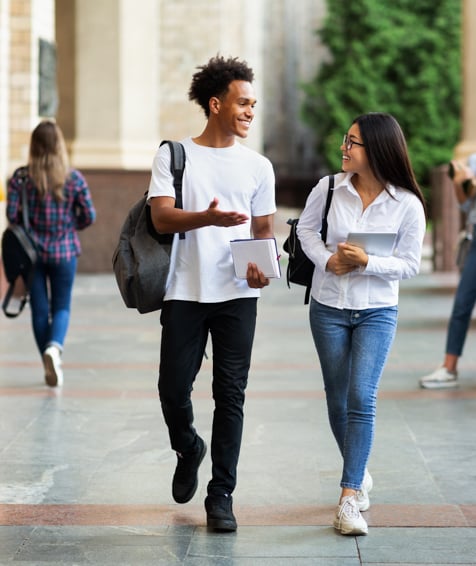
172,436,206,504
205,494,237,532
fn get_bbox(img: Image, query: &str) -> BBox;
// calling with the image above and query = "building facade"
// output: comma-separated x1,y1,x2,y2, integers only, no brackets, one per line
1,0,475,272
0,0,326,271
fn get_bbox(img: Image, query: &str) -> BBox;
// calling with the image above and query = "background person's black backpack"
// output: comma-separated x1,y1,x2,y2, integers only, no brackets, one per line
283,174,334,304
1,168,38,318
112,140,186,314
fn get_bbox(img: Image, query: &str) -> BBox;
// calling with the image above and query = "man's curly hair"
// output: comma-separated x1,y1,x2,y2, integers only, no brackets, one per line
188,55,254,118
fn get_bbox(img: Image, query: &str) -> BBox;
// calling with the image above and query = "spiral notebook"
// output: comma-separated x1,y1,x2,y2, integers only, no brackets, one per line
230,238,281,279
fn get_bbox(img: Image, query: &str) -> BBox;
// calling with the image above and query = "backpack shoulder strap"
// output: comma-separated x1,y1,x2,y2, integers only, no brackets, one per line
159,140,186,239
303,174,335,305
160,140,186,207
21,184,31,232
320,174,335,243
323,174,334,218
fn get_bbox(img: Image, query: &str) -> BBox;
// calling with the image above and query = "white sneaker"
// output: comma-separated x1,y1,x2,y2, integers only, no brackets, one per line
355,469,373,511
419,367,458,389
333,495,368,535
43,346,64,387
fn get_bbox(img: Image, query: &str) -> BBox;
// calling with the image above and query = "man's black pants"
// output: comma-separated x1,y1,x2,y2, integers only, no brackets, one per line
158,298,257,496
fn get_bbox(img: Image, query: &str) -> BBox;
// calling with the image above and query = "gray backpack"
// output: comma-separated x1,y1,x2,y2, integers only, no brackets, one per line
112,140,185,313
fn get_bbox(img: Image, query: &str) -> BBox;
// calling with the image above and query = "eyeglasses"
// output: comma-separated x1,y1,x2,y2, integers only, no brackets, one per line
342,134,365,151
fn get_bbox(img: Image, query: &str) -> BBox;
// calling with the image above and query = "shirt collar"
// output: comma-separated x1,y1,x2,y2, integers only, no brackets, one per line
336,172,402,201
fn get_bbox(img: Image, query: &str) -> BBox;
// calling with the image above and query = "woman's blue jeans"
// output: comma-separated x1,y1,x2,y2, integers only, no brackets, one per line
29,257,77,355
446,225,476,356
309,299,398,490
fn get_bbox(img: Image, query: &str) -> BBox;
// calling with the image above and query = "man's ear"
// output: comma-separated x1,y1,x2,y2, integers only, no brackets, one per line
209,96,220,115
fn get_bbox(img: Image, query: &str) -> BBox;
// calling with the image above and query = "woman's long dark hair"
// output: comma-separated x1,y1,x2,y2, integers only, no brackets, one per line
353,113,426,213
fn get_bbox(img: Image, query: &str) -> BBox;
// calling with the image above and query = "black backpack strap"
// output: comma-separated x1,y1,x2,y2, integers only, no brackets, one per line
19,176,38,260
21,184,32,232
304,174,335,305
304,284,311,305
320,174,334,243
160,140,186,240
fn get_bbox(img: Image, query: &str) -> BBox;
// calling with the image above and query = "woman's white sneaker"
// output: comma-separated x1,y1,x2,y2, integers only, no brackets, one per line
43,346,63,387
333,495,368,535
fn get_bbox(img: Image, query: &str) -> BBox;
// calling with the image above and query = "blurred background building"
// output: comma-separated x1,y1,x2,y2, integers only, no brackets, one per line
0,0,475,273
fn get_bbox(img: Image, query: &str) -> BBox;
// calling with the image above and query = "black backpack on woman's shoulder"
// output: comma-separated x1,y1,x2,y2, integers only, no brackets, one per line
283,175,334,304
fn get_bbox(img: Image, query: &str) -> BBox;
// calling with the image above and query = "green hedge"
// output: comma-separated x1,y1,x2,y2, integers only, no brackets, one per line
302,0,462,194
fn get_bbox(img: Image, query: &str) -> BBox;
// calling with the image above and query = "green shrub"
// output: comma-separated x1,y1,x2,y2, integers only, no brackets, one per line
302,0,461,194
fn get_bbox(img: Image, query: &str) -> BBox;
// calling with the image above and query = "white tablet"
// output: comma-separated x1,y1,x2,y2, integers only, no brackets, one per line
346,232,397,256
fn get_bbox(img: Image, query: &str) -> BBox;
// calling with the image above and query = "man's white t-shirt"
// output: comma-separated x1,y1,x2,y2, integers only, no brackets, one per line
147,137,276,303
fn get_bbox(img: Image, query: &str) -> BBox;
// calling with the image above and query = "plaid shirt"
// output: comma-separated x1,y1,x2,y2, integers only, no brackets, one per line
6,167,96,263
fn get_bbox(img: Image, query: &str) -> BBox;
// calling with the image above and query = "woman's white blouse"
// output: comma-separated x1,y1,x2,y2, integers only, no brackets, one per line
296,172,426,310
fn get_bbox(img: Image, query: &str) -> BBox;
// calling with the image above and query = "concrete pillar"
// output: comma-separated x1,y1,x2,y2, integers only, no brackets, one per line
455,0,476,159
434,0,476,272
431,165,463,272
55,0,75,147
71,0,160,169
0,0,10,298
0,0,10,189
261,0,327,207
7,0,55,167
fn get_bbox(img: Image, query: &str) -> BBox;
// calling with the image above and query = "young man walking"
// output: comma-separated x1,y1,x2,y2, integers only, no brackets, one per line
148,55,276,531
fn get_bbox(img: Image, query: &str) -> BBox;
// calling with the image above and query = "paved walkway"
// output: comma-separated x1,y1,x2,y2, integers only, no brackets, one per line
1,215,475,565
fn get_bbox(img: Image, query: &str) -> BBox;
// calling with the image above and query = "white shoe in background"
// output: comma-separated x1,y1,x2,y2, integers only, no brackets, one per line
43,346,64,387
419,367,458,389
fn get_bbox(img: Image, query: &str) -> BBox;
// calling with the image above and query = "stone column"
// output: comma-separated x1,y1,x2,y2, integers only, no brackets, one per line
70,0,159,169
455,0,476,159
0,0,10,189
0,0,9,297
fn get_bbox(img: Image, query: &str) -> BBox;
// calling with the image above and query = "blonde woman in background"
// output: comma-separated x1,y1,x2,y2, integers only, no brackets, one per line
6,120,96,387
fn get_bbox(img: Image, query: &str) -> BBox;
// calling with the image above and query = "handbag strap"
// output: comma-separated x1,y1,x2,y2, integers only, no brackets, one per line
21,183,31,232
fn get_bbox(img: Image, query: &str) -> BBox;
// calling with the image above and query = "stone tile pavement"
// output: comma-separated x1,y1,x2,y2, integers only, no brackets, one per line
0,214,475,564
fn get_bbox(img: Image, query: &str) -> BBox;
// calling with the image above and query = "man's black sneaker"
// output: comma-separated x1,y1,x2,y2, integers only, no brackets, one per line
205,494,237,532
172,436,207,504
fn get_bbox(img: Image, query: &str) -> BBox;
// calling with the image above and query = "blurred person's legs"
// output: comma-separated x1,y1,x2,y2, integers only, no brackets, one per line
29,257,77,386
48,258,77,350
29,261,50,355
420,228,476,389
